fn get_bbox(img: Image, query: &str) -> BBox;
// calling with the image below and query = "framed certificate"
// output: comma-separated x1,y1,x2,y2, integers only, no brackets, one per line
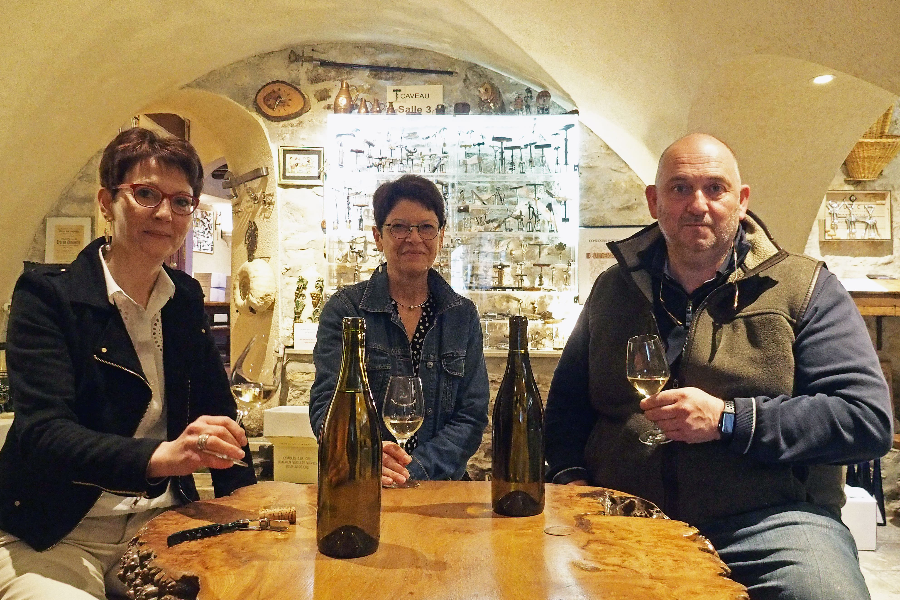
45,217,92,263
278,146,324,186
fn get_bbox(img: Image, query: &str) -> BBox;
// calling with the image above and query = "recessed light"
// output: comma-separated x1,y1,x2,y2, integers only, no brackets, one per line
813,74,835,85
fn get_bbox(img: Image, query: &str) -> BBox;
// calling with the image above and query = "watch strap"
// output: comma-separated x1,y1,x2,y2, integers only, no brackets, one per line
718,399,736,442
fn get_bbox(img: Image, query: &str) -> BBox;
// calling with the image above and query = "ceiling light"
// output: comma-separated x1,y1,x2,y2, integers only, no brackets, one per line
813,74,835,85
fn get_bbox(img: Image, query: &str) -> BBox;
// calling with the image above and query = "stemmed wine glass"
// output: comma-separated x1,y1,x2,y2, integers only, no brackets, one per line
230,381,264,426
230,335,285,426
382,375,425,488
626,334,671,446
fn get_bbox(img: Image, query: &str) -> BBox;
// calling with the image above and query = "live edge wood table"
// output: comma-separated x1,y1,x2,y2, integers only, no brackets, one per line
121,481,747,600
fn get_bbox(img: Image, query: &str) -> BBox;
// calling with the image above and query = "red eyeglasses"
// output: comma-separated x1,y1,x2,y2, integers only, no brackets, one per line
115,183,199,216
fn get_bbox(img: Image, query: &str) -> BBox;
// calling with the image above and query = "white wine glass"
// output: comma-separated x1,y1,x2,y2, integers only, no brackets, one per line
230,336,284,429
626,334,671,446
382,375,425,488
230,381,263,426
259,343,285,404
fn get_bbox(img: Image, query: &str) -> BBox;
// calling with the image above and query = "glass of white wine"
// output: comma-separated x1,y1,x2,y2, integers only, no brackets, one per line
626,334,671,446
382,375,425,488
230,382,264,426
229,336,284,431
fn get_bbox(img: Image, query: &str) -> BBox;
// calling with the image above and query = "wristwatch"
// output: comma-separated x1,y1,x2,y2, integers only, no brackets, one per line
718,400,735,442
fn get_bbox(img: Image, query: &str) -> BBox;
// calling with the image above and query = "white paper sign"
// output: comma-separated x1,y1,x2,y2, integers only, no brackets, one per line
577,226,645,303
293,323,319,351
387,85,444,115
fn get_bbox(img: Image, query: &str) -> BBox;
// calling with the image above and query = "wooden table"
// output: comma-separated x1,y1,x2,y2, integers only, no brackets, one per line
843,278,899,520
844,277,900,348
121,481,747,600
844,278,900,448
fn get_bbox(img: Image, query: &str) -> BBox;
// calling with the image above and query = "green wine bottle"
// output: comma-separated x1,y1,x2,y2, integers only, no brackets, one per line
492,316,545,517
317,317,382,557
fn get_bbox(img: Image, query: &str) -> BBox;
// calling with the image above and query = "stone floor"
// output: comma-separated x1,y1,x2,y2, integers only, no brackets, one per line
865,446,900,599
862,502,900,599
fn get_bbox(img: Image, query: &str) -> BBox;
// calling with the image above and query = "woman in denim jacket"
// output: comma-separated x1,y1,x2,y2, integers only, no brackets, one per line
310,175,489,483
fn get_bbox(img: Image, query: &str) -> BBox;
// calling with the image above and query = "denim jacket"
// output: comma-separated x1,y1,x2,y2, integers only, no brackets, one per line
310,267,489,480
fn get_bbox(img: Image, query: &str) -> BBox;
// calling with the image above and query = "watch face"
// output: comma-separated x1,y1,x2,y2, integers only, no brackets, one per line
255,81,309,121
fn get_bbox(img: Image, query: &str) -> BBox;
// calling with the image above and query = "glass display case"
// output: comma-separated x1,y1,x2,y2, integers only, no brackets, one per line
324,114,580,350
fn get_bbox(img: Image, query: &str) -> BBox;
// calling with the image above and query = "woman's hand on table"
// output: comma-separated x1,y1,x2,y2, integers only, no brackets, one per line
382,441,412,486
146,415,248,479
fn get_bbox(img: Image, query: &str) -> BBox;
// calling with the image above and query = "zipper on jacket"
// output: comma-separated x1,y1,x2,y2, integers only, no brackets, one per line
93,355,151,390
679,280,740,368
71,480,149,497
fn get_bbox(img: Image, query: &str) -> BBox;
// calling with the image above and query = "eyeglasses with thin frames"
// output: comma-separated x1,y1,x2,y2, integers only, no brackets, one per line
115,183,199,216
384,222,441,240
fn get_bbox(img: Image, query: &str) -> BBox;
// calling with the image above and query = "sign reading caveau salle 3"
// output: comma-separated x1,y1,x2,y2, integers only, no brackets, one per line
388,85,443,114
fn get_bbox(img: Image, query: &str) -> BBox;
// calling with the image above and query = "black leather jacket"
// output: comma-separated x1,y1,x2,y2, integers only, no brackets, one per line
0,238,255,550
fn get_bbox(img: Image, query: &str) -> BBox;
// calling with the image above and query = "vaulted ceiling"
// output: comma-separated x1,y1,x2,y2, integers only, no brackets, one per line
1,0,898,299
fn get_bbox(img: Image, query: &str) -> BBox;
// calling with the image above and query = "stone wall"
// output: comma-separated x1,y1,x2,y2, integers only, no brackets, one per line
25,44,900,503
190,41,646,446
803,99,900,513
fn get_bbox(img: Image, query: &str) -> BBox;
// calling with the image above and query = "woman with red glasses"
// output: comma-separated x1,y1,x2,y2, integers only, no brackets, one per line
0,128,255,599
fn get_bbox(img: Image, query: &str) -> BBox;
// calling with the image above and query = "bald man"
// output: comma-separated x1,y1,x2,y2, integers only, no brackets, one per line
545,133,893,599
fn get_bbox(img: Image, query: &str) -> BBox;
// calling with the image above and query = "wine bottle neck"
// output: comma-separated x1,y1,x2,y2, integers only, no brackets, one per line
338,323,367,391
507,316,529,354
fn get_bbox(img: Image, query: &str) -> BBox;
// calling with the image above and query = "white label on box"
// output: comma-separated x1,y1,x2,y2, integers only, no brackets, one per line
293,323,319,350
271,437,318,484
387,85,443,115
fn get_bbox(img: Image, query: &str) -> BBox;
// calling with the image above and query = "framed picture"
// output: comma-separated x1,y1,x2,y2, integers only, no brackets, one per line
45,217,92,264
278,146,324,186
192,208,215,254
818,190,891,241
578,225,646,303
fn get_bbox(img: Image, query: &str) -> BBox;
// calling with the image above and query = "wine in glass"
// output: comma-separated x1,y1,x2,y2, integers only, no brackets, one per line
230,336,284,427
382,375,425,488
626,334,671,446
231,381,264,426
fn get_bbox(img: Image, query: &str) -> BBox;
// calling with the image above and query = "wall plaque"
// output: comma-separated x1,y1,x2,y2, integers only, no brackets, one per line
577,226,645,303
387,85,443,115
818,190,891,241
45,217,92,263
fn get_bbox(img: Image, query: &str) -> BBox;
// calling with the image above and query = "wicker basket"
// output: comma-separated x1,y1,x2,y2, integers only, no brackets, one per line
864,106,895,138
844,136,900,180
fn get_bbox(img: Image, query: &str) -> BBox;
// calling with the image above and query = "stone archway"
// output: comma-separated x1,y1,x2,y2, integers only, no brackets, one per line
141,88,279,379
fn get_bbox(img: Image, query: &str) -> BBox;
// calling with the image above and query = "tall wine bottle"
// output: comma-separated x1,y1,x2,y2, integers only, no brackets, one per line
317,317,382,558
491,316,545,516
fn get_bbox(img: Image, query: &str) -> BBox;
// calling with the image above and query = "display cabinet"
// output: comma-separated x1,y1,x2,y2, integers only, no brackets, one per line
324,114,580,350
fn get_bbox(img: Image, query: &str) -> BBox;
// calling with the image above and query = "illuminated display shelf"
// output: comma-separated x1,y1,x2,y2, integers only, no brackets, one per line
324,114,580,350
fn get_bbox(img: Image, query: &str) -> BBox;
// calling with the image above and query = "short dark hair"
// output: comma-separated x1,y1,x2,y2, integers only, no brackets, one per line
372,174,446,229
99,128,204,196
